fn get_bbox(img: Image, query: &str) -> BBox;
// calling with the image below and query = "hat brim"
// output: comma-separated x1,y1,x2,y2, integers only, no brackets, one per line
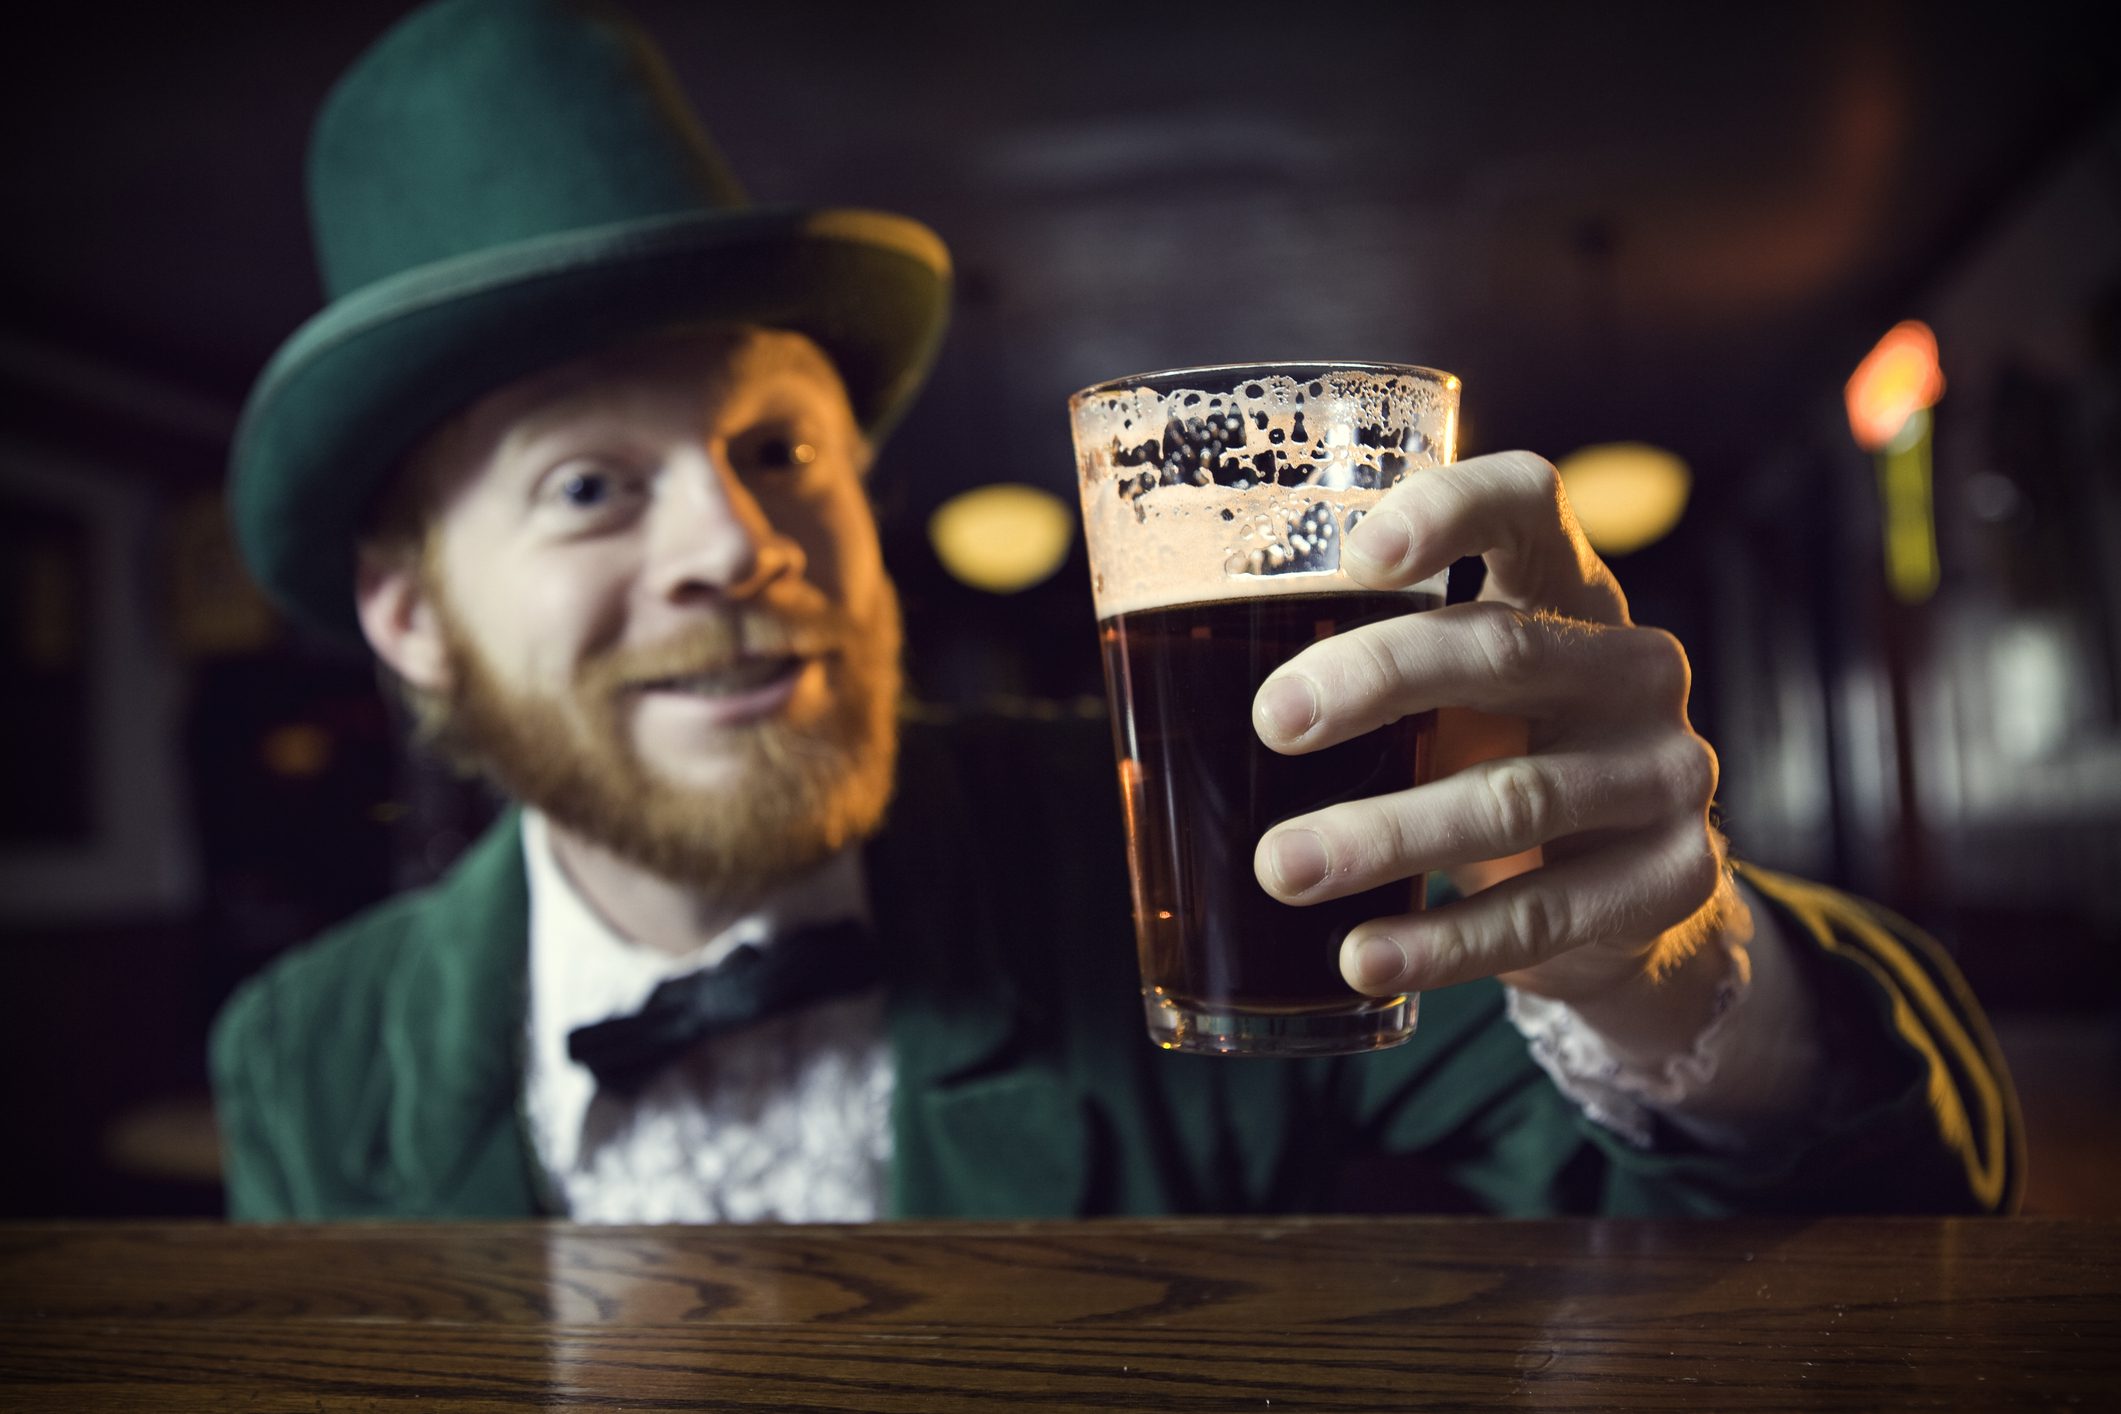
232,206,951,644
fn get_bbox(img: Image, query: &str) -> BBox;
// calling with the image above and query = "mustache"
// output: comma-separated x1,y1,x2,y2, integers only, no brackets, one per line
581,606,849,692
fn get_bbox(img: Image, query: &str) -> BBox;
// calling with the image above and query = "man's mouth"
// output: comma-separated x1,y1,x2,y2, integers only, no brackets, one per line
640,655,807,697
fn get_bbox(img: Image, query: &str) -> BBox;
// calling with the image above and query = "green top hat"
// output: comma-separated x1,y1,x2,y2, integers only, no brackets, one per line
231,0,951,643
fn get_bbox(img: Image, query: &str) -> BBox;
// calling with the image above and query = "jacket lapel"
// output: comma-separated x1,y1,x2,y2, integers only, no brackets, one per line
377,810,545,1216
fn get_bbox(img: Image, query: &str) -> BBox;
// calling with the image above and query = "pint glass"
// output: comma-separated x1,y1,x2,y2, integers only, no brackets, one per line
1069,362,1459,1056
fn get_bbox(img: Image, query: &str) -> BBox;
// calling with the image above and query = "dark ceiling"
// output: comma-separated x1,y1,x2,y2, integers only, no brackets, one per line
2,0,2115,510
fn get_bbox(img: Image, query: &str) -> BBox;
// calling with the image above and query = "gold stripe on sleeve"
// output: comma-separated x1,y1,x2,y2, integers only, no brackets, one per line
1735,863,2023,1213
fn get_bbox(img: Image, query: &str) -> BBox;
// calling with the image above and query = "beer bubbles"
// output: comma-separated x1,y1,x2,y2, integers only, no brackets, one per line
1072,364,1459,621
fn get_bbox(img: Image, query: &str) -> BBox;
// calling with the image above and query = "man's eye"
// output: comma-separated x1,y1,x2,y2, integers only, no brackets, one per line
542,462,638,513
559,470,611,506
730,428,819,474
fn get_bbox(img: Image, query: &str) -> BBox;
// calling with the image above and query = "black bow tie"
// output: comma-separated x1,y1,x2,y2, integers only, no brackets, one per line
566,918,882,1094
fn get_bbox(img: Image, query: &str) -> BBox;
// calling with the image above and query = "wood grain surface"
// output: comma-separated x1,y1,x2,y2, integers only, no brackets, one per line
2,1217,2116,1411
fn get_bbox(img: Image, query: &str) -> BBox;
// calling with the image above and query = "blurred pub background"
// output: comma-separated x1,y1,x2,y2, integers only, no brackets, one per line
1,0,2116,1217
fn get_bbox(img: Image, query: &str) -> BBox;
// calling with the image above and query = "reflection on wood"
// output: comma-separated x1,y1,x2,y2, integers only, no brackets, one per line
2,1217,2117,1410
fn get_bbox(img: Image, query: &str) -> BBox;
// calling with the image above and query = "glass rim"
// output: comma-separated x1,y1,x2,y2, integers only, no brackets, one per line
1069,359,1460,408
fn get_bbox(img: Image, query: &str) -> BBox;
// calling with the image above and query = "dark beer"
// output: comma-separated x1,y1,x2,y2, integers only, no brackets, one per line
1099,590,1439,1024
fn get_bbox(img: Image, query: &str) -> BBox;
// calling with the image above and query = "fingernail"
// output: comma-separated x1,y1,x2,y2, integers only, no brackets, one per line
1267,829,1328,895
1256,674,1318,741
1347,511,1411,573
1347,934,1408,992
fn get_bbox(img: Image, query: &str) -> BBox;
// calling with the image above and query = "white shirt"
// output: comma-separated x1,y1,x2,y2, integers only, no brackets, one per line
519,811,1819,1222
519,810,893,1223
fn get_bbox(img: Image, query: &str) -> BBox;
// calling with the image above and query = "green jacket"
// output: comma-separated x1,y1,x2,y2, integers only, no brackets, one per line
211,713,2022,1220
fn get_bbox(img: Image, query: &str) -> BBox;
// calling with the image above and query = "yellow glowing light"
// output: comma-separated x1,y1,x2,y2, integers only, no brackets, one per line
928,483,1076,594
1554,443,1692,555
1846,320,1945,451
1880,408,1940,603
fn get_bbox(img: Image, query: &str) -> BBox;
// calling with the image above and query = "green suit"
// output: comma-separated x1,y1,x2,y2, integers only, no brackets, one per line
211,712,2022,1220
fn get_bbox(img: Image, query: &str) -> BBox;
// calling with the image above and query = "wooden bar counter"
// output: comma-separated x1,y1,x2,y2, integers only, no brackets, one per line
3,1217,2116,1410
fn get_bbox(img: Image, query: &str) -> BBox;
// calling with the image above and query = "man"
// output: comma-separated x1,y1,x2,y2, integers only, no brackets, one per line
213,0,2020,1221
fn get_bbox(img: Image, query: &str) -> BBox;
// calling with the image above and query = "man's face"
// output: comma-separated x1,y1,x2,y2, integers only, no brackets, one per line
385,326,902,901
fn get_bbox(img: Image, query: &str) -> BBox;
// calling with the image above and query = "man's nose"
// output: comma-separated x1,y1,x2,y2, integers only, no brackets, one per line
645,448,806,600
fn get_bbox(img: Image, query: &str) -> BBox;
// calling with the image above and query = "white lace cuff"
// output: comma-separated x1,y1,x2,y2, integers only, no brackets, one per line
1503,879,1821,1151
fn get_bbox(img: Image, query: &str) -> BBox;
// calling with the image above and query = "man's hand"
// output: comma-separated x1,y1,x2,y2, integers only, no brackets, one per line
1250,450,1744,1024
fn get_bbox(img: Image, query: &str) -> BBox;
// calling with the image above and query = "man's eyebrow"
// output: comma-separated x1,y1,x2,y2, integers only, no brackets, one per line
725,358,855,419
727,351,837,392
487,403,650,487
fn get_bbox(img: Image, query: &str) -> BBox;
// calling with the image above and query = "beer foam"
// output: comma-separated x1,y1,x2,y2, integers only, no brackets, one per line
1070,366,1458,619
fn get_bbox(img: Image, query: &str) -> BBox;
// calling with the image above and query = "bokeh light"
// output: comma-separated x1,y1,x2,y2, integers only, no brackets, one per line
1555,442,1693,555
927,483,1077,594
1846,320,1945,451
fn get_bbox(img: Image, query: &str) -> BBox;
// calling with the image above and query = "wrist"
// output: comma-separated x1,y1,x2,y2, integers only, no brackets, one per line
1522,882,1754,1068
1564,923,1741,1069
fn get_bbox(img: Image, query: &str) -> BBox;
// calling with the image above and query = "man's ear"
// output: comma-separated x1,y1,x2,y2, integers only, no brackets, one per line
355,544,452,693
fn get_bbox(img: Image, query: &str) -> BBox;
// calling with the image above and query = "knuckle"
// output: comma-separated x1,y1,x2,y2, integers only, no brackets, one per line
1411,467,1470,529
1329,631,1399,726
1495,449,1564,504
1423,925,1474,988
1350,626,1403,695
1471,602,1543,689
1634,627,1693,712
1662,734,1719,812
1506,886,1571,958
1483,758,1556,847
1365,798,1420,883
1318,804,1380,891
1669,831,1725,910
